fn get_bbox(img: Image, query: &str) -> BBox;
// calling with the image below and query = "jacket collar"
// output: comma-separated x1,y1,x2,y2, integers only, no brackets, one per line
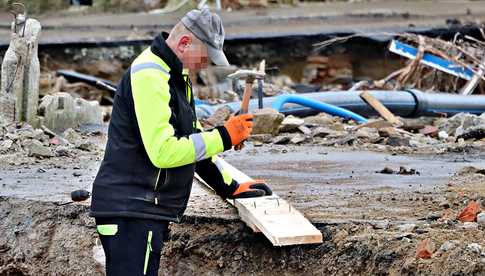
151,32,183,75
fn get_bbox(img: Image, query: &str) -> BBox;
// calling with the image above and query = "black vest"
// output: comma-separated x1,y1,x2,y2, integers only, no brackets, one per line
90,33,197,222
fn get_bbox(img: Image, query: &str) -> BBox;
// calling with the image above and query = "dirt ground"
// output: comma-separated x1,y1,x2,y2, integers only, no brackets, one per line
1,136,485,275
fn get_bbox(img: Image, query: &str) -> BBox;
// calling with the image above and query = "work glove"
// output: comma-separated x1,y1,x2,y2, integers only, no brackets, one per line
231,180,272,198
224,114,253,147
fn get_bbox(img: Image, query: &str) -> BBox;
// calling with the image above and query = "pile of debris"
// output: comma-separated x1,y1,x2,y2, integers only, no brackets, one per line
0,122,100,161
200,108,485,153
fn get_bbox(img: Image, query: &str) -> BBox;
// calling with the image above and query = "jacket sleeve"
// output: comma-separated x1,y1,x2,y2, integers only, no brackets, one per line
195,157,238,199
131,67,232,169
193,120,237,198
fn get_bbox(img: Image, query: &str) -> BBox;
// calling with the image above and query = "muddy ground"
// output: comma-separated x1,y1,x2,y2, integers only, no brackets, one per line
1,137,485,275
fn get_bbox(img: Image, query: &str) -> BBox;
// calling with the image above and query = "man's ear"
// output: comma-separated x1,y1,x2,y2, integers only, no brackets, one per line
177,35,192,54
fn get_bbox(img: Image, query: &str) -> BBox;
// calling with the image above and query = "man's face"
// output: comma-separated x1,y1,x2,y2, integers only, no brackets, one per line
181,40,209,72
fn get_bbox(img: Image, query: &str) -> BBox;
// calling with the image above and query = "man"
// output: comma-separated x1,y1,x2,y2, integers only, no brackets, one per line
90,8,272,276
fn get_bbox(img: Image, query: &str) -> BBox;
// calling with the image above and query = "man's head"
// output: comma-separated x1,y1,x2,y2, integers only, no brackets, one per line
166,8,229,71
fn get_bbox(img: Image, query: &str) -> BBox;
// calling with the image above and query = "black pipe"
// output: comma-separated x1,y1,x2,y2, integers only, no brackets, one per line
196,90,485,119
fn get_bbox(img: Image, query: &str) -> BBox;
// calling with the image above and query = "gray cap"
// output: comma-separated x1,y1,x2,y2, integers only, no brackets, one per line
181,8,229,66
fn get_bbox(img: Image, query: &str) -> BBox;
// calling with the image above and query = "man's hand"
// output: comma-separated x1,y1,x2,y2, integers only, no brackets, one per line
224,114,253,147
231,180,272,198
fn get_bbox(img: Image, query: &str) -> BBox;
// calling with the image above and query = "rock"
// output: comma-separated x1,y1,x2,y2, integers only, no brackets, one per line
77,141,97,152
457,125,485,140
378,127,398,138
372,220,390,230
377,167,395,174
55,146,70,157
467,243,482,254
461,222,479,230
279,116,304,132
397,223,416,232
438,131,449,140
27,140,54,158
419,125,439,137
477,213,485,226
303,113,338,126
402,117,436,131
439,200,451,209
415,238,435,259
249,134,273,144
0,139,13,151
312,127,333,138
436,113,485,137
63,128,82,145
399,166,419,175
457,166,485,176
386,136,411,147
252,108,284,136
297,125,312,135
457,201,481,222
439,241,458,252
394,233,414,240
205,106,232,127
73,172,82,177
290,134,308,144
272,135,291,145
355,127,379,140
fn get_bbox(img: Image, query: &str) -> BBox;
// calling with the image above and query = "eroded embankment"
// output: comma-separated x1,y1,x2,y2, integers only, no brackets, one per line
1,196,484,276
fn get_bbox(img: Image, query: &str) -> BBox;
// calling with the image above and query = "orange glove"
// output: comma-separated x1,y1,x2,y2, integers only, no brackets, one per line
231,180,272,198
224,114,254,146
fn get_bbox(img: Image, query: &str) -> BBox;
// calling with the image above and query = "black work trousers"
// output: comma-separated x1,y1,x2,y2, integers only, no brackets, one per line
95,217,170,276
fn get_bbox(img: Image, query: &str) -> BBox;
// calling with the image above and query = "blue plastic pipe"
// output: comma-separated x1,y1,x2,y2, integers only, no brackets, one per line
271,94,368,123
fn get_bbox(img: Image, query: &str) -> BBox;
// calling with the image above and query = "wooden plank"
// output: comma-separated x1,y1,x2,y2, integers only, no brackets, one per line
212,157,323,246
359,90,402,126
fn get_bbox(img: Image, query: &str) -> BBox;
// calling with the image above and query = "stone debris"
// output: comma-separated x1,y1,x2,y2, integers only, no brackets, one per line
0,121,99,160
415,238,435,259
438,240,458,253
477,213,485,226
457,201,481,223
251,108,284,136
243,111,485,156
467,243,483,254
279,115,304,132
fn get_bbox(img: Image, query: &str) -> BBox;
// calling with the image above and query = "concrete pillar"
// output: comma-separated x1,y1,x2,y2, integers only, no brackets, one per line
0,13,41,126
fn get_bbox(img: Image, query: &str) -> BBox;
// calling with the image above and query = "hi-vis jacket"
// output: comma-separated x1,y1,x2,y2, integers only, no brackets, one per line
90,33,238,222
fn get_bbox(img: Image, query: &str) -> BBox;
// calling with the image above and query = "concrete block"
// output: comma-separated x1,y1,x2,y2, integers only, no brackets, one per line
38,93,103,133
0,15,41,126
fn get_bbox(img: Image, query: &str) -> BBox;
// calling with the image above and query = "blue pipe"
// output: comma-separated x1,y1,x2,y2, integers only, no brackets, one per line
271,94,368,123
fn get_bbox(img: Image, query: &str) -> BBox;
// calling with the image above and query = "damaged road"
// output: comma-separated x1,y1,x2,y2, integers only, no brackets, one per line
1,140,485,275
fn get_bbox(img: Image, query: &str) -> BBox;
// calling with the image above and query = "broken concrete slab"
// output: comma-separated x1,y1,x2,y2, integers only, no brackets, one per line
279,115,304,132
0,16,42,126
27,139,54,158
436,113,485,137
252,108,284,136
38,93,103,133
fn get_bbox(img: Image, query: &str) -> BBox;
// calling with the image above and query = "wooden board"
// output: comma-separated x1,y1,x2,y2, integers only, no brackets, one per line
359,91,402,126
200,157,322,246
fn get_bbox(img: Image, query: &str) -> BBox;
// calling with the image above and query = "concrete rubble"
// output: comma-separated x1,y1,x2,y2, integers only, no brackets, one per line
38,92,103,133
0,14,41,126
